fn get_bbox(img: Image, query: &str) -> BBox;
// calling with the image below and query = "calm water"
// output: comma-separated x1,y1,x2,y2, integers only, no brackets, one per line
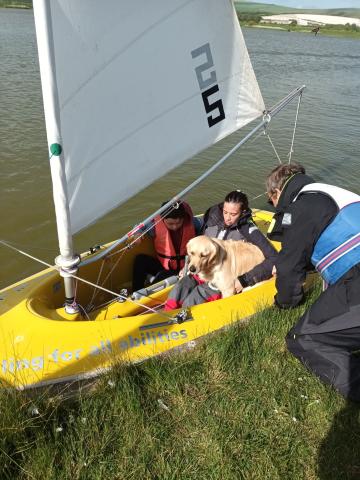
1,9,360,288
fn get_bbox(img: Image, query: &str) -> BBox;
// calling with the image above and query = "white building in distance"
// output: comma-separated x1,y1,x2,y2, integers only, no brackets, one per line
261,14,360,27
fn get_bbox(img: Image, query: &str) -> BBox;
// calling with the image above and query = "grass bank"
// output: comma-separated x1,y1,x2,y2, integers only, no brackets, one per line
1,282,359,479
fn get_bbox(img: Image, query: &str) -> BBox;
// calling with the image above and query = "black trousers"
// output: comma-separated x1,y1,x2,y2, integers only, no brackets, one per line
132,254,177,291
286,264,360,401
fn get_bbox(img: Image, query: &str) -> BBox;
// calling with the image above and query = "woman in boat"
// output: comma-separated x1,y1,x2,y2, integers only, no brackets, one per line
266,162,360,401
132,201,202,291
164,190,278,309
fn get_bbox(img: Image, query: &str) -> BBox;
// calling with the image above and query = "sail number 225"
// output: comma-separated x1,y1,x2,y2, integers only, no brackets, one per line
191,43,225,128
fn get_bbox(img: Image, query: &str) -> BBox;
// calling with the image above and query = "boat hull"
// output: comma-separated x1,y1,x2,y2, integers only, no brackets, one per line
0,210,316,389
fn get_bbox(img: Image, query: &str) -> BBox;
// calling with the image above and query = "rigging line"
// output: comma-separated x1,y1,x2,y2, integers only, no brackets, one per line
80,119,269,267
137,302,166,315
87,296,120,313
250,192,267,201
266,133,282,164
248,126,267,144
77,303,91,320
88,257,106,307
288,92,302,163
89,247,128,307
0,241,56,253
106,201,185,259
268,85,305,116
107,212,166,258
0,239,174,320
80,85,306,268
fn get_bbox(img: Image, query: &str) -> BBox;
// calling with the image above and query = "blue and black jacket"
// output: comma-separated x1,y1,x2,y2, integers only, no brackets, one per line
267,173,345,308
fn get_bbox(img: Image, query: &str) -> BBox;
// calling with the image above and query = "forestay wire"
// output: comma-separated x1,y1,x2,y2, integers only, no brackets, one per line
0,239,175,320
1,86,305,313
80,85,306,268
228,90,304,202
264,89,303,167
98,86,305,292
86,207,173,309
287,91,303,163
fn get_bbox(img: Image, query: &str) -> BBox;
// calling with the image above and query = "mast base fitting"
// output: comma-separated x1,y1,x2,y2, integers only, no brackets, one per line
64,297,80,315
55,254,81,278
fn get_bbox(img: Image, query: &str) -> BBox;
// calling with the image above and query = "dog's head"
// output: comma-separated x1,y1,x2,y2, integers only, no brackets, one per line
186,236,226,278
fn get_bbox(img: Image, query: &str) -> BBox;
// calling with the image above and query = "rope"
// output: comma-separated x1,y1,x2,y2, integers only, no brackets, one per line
0,239,174,320
87,257,106,308
0,241,56,253
250,191,268,202
137,301,166,315
80,87,305,270
249,127,267,145
288,92,302,163
74,202,184,310
87,247,128,309
266,133,282,164
106,201,184,260
83,209,170,264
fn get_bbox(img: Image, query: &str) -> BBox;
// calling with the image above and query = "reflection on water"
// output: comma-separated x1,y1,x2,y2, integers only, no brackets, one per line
0,8,360,288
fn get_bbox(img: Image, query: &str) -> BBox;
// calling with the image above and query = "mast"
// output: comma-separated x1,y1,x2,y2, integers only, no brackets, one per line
33,0,79,313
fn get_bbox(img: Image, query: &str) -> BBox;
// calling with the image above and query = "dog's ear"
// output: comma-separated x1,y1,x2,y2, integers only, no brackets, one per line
204,238,226,270
186,237,194,256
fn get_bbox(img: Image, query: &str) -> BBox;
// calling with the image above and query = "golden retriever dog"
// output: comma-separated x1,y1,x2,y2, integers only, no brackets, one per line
186,235,265,297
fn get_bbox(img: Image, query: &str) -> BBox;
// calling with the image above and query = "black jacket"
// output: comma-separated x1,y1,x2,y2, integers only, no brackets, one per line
268,173,338,308
203,203,278,287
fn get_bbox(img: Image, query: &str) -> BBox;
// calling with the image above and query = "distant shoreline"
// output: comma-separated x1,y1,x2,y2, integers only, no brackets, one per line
1,4,359,39
0,5,31,8
242,23,360,39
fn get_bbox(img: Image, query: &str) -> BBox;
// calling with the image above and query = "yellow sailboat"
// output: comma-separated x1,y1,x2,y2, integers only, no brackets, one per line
0,209,317,389
0,0,309,389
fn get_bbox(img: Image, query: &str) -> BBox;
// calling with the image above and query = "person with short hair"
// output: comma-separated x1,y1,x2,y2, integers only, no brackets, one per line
164,190,277,309
266,162,360,401
132,201,201,291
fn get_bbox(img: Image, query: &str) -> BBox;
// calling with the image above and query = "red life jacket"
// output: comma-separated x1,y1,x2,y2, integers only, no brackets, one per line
154,202,195,271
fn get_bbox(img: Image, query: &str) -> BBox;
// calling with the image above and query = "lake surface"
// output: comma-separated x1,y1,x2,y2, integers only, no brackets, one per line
1,8,359,288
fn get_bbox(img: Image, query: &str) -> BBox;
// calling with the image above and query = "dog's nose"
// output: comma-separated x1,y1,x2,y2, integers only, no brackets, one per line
189,265,196,273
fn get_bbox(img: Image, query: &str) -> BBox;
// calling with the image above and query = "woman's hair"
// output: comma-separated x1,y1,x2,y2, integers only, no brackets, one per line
265,163,305,195
224,190,249,210
161,201,187,219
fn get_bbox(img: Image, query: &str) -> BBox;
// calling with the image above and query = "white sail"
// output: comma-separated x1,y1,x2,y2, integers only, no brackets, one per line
33,0,265,236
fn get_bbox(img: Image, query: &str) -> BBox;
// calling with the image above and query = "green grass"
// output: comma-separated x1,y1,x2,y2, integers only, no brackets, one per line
1,282,359,479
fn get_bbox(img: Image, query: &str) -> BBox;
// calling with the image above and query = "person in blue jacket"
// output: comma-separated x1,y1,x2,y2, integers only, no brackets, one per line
266,162,360,401
165,190,278,309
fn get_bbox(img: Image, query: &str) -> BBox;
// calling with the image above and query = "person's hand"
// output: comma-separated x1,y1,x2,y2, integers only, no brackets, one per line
178,267,185,279
234,278,243,294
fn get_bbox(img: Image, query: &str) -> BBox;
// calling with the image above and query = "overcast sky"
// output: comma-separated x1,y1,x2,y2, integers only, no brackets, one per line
249,0,360,8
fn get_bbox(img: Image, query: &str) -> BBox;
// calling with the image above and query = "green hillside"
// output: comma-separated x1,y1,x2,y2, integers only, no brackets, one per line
324,9,360,18
235,2,296,14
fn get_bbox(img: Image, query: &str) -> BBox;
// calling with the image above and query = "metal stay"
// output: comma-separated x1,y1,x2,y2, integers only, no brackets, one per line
80,85,306,268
